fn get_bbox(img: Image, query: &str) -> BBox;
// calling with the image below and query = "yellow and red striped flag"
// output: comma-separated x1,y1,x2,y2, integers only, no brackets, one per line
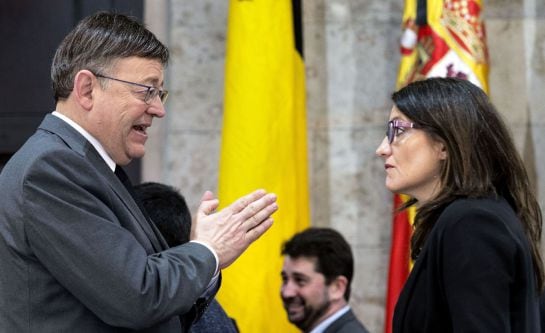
385,0,488,332
217,1,309,332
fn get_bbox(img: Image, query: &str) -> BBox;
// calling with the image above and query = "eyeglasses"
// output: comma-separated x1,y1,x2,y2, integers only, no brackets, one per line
94,73,169,104
386,119,418,144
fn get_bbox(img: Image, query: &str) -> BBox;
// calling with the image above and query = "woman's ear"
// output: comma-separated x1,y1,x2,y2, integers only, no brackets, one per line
73,70,96,111
436,141,448,160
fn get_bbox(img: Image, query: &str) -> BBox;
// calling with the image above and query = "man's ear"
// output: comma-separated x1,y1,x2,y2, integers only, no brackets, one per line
73,70,96,111
329,275,348,301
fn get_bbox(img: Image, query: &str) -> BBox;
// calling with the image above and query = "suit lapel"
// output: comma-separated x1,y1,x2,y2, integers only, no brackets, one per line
392,243,429,332
104,163,165,252
113,165,169,251
324,310,355,333
39,114,166,253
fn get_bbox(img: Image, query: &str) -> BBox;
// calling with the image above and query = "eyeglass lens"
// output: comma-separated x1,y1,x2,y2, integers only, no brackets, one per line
387,121,395,144
95,73,168,104
146,88,168,104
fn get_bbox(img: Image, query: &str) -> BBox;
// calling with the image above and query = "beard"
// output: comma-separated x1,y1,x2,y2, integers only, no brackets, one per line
283,294,331,332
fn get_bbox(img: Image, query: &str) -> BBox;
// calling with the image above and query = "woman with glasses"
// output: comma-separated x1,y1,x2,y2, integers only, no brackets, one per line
376,77,543,332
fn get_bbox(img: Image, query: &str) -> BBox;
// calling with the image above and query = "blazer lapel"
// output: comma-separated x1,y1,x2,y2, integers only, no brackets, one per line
39,114,166,253
101,160,165,253
113,165,168,251
392,243,430,332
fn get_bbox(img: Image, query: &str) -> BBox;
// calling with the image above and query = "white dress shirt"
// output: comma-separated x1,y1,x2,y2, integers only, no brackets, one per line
309,305,351,333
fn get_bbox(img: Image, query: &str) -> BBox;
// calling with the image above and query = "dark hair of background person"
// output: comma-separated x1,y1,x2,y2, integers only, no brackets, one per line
51,11,169,102
134,182,191,246
281,227,354,301
393,77,544,291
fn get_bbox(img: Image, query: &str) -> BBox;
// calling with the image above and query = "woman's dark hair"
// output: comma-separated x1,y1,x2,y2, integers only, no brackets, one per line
51,11,169,102
393,77,543,290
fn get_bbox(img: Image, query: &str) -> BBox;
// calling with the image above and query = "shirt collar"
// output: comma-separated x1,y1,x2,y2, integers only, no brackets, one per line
309,305,351,333
52,111,116,171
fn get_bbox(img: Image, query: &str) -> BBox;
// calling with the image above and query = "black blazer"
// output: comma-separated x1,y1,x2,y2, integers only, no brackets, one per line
0,114,217,332
324,309,370,333
393,196,541,332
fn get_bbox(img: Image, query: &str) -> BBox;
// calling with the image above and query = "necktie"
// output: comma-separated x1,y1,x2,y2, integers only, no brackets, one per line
114,165,130,185
114,166,164,249
114,166,150,218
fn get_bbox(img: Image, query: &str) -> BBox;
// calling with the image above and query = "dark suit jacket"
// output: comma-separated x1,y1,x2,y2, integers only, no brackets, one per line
0,114,217,332
190,299,238,333
323,309,369,333
393,196,541,332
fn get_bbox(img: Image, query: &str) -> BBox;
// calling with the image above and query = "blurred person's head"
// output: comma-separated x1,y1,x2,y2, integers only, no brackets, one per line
280,227,354,332
134,182,191,247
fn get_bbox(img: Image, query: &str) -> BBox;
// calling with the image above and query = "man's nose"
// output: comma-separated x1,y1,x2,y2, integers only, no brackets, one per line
147,98,166,118
281,282,297,298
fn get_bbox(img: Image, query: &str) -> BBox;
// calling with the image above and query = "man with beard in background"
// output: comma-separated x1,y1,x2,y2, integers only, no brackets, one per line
280,228,369,333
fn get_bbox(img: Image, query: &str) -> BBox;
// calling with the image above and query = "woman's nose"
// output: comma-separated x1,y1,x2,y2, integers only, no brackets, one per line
376,136,391,157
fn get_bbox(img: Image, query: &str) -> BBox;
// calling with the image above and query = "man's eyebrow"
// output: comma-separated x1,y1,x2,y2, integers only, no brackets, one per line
292,272,310,280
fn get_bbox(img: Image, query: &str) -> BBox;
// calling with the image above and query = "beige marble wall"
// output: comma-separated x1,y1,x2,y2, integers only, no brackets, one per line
303,2,403,331
143,1,545,332
143,1,227,204
486,0,545,211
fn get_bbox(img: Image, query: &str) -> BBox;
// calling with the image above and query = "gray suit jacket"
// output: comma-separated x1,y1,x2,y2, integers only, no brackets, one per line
324,309,370,333
0,114,217,332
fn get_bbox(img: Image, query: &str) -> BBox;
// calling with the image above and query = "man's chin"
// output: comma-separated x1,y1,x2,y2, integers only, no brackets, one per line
289,319,306,330
127,148,146,161
290,317,314,332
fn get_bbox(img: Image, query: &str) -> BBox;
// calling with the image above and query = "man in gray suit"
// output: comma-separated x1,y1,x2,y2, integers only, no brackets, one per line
134,182,239,333
0,12,278,332
281,228,369,333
